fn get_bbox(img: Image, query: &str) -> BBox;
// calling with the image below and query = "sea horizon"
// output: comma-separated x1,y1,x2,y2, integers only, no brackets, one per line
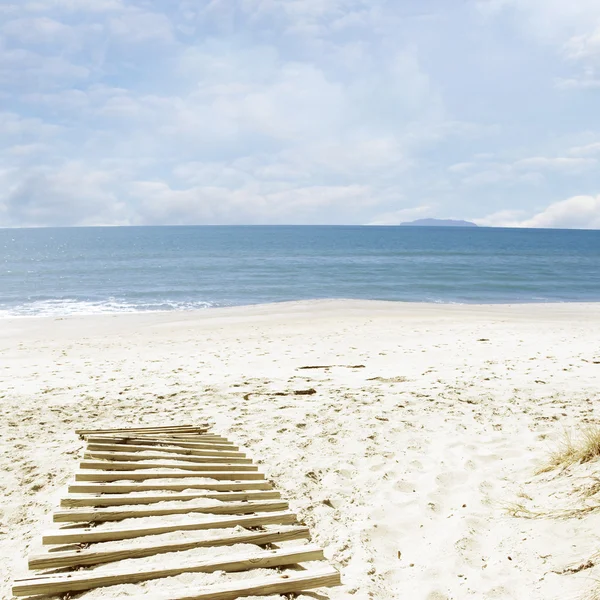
2,225,599,318
1,223,599,231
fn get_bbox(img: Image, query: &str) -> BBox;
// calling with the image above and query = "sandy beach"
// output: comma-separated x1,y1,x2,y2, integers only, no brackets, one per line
2,300,600,599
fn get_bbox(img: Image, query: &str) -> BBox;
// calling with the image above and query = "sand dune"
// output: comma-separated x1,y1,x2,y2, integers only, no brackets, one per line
1,300,600,599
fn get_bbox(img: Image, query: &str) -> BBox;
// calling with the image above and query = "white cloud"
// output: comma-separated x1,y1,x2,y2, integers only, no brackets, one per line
478,0,600,42
6,143,51,157
563,26,600,62
0,111,61,139
515,156,597,171
474,209,527,227
460,162,543,188
0,163,129,227
462,165,513,187
454,153,596,189
1,1,600,228
448,162,475,174
23,0,125,13
108,11,174,43
569,141,600,156
129,180,376,225
2,17,73,44
555,75,600,89
0,47,89,86
479,0,600,93
477,195,600,229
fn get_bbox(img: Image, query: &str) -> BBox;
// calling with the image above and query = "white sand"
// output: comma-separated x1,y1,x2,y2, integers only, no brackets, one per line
1,299,600,599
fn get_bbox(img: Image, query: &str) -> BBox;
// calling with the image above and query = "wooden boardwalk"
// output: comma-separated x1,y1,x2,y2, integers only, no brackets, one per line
13,425,341,599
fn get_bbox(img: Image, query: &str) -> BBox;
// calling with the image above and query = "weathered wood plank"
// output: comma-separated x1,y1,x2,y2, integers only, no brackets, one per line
88,433,236,445
78,459,256,472
79,460,257,472
61,490,280,507
83,451,251,464
75,470,264,482
85,436,239,451
14,544,324,596
53,499,288,522
132,434,229,441
119,568,341,600
42,511,298,544
76,425,208,435
86,442,246,458
28,525,310,569
128,436,230,444
68,480,272,494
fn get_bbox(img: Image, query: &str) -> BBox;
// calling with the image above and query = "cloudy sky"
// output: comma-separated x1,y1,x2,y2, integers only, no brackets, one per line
1,0,600,228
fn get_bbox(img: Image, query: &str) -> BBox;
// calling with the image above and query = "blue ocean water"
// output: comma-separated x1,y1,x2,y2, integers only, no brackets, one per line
0,226,599,317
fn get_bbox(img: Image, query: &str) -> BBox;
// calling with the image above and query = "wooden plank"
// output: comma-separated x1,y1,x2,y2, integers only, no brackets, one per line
85,436,239,451
28,526,311,569
68,480,272,494
132,434,230,442
79,461,258,472
86,442,246,458
84,451,251,464
128,436,230,443
75,470,264,482
14,545,324,596
76,425,208,435
61,490,280,507
158,436,228,441
116,568,341,600
88,434,237,446
53,499,289,522
130,432,227,438
43,511,298,544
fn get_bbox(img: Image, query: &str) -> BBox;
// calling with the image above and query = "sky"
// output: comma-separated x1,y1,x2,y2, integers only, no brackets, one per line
1,0,600,228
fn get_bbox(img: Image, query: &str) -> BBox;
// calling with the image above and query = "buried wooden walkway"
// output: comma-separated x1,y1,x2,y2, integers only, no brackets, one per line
13,425,341,599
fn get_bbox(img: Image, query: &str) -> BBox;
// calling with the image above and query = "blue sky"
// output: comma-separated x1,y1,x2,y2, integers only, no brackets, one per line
1,0,600,228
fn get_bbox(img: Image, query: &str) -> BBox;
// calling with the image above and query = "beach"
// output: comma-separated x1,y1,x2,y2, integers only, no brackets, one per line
2,299,600,599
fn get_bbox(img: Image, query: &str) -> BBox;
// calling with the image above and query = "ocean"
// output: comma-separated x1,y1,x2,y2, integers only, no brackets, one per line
1,226,599,317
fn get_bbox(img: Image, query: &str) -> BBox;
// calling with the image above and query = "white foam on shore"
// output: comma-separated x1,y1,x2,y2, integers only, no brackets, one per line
0,298,220,318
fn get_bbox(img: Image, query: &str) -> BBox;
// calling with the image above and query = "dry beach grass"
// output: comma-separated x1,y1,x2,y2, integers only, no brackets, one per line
539,427,600,474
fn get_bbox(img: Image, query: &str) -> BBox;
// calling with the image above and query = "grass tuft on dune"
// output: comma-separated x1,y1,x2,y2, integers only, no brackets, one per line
539,427,600,473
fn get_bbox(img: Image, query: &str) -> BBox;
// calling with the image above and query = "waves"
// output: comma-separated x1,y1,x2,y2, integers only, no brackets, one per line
1,225,599,317
0,298,220,319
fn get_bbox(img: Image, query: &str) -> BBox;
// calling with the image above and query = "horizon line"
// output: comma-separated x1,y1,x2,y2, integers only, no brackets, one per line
1,224,599,232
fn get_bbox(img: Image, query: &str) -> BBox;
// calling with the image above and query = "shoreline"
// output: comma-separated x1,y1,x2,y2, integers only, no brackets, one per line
2,300,600,599
2,297,600,324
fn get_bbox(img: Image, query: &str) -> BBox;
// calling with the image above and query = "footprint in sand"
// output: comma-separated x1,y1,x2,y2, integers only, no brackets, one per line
426,593,450,600
436,471,468,487
394,480,416,493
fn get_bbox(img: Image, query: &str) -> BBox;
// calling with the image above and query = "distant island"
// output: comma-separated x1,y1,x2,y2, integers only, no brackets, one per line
400,218,478,227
